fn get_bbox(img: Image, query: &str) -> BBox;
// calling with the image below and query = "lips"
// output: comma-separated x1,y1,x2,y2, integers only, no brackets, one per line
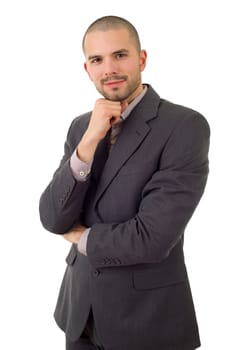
104,79,125,87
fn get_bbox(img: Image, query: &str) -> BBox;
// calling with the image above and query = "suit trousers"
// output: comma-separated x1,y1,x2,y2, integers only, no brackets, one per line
66,310,104,350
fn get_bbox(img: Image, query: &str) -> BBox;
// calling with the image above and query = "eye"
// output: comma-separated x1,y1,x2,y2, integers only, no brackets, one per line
90,57,102,64
115,53,127,59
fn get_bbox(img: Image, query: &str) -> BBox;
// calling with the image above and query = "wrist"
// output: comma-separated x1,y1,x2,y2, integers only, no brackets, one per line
77,133,99,162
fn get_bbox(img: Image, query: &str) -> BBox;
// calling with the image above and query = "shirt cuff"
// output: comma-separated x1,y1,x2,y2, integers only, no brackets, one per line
70,149,93,181
77,228,90,256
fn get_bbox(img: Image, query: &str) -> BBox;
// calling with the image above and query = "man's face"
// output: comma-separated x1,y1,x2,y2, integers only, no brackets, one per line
83,28,147,103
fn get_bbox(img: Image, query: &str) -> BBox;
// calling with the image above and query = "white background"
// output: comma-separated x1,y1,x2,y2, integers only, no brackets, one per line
0,0,232,349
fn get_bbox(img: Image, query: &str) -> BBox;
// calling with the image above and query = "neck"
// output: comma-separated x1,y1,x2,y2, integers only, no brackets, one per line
126,84,144,105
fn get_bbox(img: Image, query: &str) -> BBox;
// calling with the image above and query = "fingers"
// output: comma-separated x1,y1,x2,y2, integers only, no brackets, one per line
84,99,122,143
90,98,129,130
63,225,86,243
63,231,81,243
93,98,122,124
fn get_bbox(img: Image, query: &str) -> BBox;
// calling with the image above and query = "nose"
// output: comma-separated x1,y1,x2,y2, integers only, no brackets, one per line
104,57,118,76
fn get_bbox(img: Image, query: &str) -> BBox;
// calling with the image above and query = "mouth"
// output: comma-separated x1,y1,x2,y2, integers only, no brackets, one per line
103,79,125,88
102,75,127,89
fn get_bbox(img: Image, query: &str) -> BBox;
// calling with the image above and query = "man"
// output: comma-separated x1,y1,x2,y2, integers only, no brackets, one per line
39,15,210,350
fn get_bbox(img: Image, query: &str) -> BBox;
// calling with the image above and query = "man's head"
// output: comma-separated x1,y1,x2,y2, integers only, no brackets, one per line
82,15,147,103
82,15,141,54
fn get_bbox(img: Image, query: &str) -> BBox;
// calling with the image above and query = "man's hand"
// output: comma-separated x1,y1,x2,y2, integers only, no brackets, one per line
77,99,128,162
63,224,87,244
87,99,122,139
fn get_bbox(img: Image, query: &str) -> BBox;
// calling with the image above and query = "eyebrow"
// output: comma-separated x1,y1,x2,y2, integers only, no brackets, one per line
87,49,129,61
113,49,129,55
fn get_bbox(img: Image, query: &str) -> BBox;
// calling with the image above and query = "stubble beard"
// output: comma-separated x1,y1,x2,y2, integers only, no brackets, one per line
96,74,141,102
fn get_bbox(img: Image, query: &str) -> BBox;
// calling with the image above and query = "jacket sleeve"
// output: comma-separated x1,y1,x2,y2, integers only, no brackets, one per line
87,112,210,267
39,119,91,234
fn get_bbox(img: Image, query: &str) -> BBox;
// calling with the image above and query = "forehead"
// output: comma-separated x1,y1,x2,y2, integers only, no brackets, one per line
84,28,135,57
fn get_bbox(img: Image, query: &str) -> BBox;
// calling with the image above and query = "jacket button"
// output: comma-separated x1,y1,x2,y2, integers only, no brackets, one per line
93,269,100,277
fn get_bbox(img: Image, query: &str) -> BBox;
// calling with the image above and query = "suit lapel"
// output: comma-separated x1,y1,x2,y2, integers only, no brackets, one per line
93,86,160,207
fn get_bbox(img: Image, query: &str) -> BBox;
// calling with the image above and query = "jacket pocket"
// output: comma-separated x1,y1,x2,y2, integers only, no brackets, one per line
133,262,187,290
65,244,78,266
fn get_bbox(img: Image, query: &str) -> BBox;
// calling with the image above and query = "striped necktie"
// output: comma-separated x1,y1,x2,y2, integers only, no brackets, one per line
109,117,124,151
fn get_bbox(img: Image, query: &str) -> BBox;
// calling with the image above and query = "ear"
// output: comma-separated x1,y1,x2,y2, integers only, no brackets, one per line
84,62,93,81
139,50,147,72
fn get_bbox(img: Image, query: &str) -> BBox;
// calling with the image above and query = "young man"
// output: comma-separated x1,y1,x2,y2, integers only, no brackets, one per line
39,15,210,350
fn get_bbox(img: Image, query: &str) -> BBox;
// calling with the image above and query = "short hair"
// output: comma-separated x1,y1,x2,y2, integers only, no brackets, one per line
82,15,141,53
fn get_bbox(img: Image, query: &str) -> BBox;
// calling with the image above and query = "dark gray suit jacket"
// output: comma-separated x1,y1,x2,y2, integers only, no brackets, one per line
39,85,210,350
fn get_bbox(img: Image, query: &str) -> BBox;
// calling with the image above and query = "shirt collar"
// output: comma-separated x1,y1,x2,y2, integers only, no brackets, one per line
121,85,148,121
